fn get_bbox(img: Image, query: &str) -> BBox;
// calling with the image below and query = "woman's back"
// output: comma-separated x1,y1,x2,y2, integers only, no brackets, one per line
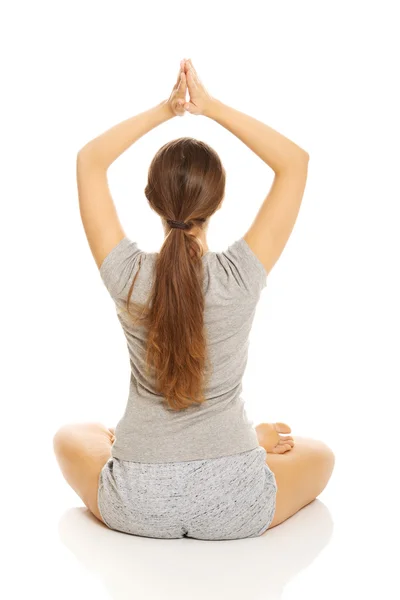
100,235,267,463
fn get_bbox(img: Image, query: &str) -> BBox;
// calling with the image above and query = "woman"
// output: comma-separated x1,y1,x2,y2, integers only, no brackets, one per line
53,58,335,540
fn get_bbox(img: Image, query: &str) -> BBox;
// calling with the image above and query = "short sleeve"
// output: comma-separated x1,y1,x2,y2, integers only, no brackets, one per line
221,237,267,297
99,236,145,302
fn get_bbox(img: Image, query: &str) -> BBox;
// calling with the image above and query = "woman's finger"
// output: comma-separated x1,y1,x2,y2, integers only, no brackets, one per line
177,72,186,98
173,66,183,89
174,60,186,88
186,66,197,90
186,59,196,80
187,59,200,85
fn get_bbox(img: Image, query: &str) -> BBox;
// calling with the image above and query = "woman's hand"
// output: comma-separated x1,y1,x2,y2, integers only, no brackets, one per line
183,59,215,116
167,60,187,117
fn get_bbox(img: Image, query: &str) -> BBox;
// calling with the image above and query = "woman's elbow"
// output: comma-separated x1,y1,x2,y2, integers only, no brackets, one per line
298,149,310,164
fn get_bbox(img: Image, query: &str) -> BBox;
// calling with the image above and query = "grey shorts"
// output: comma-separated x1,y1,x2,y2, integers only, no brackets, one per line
97,445,277,540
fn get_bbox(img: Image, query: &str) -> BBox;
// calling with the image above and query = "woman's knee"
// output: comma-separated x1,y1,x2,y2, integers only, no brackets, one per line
297,436,335,490
266,436,335,528
294,436,335,464
271,435,335,496
317,439,335,485
53,424,80,460
53,422,108,457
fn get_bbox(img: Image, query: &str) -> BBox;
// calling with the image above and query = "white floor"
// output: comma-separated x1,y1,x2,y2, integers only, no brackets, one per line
5,439,398,600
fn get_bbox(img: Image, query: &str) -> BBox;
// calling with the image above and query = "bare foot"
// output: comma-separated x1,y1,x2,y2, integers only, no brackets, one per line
108,427,116,444
255,422,295,454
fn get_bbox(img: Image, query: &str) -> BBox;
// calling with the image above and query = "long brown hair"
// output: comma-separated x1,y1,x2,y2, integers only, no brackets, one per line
124,137,225,411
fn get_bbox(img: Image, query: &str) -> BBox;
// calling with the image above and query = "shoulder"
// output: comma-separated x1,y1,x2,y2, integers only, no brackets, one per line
211,237,268,296
99,236,148,301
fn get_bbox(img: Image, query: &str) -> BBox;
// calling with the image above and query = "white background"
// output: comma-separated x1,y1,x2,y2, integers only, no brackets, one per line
2,1,399,598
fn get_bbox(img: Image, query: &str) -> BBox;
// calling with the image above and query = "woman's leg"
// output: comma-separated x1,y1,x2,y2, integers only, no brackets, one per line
53,421,334,532
262,435,335,530
53,422,115,524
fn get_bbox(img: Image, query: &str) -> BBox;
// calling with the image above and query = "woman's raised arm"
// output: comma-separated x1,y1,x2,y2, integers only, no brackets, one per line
76,64,187,270
183,59,309,275
205,97,309,275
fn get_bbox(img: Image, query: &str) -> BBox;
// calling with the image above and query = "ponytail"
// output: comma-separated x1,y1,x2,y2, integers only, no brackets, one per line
125,137,225,410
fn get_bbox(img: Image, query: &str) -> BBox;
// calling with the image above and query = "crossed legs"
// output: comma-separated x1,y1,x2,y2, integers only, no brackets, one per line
265,436,335,529
53,422,115,525
253,422,335,530
53,422,335,531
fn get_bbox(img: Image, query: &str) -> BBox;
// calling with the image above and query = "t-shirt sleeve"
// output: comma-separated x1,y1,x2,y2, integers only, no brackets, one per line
221,237,267,297
99,236,145,303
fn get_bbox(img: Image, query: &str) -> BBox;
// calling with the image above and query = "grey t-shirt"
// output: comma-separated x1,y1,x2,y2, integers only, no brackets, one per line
100,235,267,463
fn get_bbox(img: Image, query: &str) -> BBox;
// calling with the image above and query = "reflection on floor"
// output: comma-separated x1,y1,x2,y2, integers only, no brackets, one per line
57,497,333,600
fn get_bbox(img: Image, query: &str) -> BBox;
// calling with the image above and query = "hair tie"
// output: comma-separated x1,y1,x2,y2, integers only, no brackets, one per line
167,219,192,230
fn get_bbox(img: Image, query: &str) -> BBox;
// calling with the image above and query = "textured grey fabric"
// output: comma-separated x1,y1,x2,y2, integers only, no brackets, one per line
98,446,277,540
100,236,267,463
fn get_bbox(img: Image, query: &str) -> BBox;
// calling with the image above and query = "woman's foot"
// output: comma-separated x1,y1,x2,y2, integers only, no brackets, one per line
108,427,116,444
255,422,295,454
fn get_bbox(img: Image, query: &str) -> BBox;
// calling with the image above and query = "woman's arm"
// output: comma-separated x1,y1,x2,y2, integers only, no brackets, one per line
76,63,187,272
206,98,309,275
77,100,174,169
76,101,175,270
182,58,309,276
205,98,308,174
